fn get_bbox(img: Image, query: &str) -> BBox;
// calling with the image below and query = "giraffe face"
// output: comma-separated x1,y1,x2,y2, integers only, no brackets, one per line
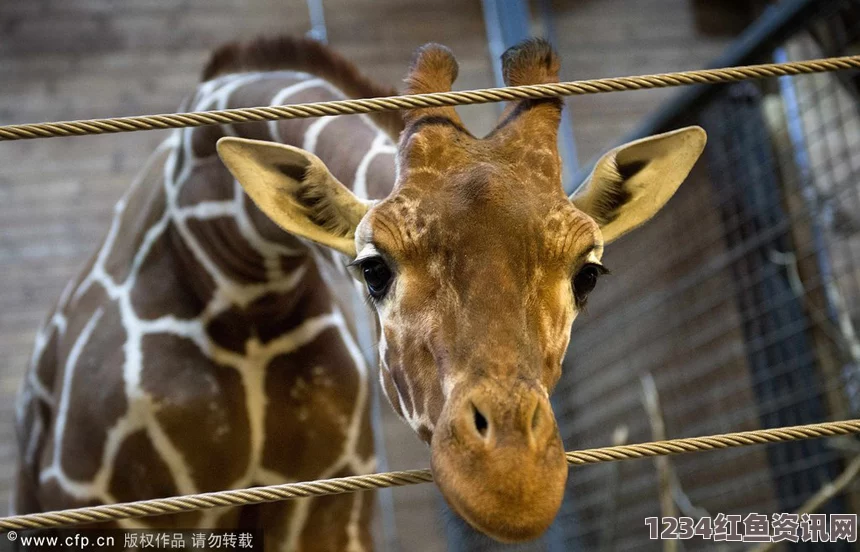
354,158,601,431
351,162,597,542
218,38,707,544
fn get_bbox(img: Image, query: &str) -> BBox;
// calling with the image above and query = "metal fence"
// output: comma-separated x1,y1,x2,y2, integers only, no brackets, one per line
554,1,860,550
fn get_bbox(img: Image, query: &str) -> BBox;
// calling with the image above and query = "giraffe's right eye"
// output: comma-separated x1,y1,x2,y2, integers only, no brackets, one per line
361,258,393,299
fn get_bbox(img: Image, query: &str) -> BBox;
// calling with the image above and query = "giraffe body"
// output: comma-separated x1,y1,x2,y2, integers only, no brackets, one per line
14,39,401,552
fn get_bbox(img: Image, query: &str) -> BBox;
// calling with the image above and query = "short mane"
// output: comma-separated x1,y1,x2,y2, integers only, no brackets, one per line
203,35,404,139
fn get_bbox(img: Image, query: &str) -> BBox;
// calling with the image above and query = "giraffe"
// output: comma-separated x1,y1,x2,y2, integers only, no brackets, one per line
217,38,706,543
13,37,403,551
12,34,707,548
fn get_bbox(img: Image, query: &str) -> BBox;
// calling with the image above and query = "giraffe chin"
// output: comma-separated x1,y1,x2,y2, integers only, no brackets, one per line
429,390,568,543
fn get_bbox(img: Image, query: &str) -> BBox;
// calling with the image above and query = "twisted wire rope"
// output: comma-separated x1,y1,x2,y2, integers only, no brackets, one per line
2,419,860,531
1,55,859,141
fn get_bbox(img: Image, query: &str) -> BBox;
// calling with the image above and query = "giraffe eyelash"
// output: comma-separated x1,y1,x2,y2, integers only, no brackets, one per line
362,292,381,309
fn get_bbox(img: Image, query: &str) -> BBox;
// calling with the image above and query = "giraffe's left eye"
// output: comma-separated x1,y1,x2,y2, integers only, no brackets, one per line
573,263,608,306
360,258,393,299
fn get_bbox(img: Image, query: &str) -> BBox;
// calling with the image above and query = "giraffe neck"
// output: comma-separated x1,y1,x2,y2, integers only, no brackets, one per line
22,69,395,496
15,61,393,551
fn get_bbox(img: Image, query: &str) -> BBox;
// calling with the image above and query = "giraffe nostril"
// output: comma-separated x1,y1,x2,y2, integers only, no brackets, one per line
472,402,489,439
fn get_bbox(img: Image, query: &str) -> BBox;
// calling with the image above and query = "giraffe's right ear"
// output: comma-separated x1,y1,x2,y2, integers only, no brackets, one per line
217,137,370,257
570,126,707,244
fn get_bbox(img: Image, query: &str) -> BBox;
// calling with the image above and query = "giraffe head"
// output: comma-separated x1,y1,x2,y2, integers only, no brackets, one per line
217,38,706,542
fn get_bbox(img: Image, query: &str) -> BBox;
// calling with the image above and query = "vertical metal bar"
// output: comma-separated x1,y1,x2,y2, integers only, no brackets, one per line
480,0,509,102
305,0,329,44
370,371,401,552
698,85,843,536
480,0,580,192
537,0,580,193
774,47,840,325
320,0,391,537
352,288,400,552
775,41,860,520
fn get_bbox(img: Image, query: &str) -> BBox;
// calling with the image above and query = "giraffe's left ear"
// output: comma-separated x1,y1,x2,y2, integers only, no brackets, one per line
217,137,370,257
570,126,707,244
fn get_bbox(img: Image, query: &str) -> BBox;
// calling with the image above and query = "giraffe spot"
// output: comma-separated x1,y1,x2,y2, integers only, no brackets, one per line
185,217,269,284
65,251,100,315
235,501,298,547
311,115,378,186
140,333,251,493
256,269,331,343
131,224,212,320
215,504,254,531
176,157,237,207
108,430,175,500
190,124,225,159
204,259,326,355
205,306,253,355
298,479,372,552
59,300,128,482
109,429,202,529
251,264,334,346
280,252,307,275
103,152,169,284
261,327,361,481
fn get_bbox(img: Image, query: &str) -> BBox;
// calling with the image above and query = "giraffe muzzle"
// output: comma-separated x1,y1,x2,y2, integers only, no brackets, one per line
430,380,568,543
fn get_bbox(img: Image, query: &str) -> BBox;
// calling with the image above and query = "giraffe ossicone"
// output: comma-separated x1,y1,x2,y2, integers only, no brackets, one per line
219,37,706,543
15,34,705,548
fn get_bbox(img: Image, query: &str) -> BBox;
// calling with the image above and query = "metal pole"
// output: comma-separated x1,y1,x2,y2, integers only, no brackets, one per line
305,0,328,44
314,0,400,542
480,0,580,193
537,0,580,194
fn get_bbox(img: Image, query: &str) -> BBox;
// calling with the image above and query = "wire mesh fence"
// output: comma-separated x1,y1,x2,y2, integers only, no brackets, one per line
554,1,860,550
